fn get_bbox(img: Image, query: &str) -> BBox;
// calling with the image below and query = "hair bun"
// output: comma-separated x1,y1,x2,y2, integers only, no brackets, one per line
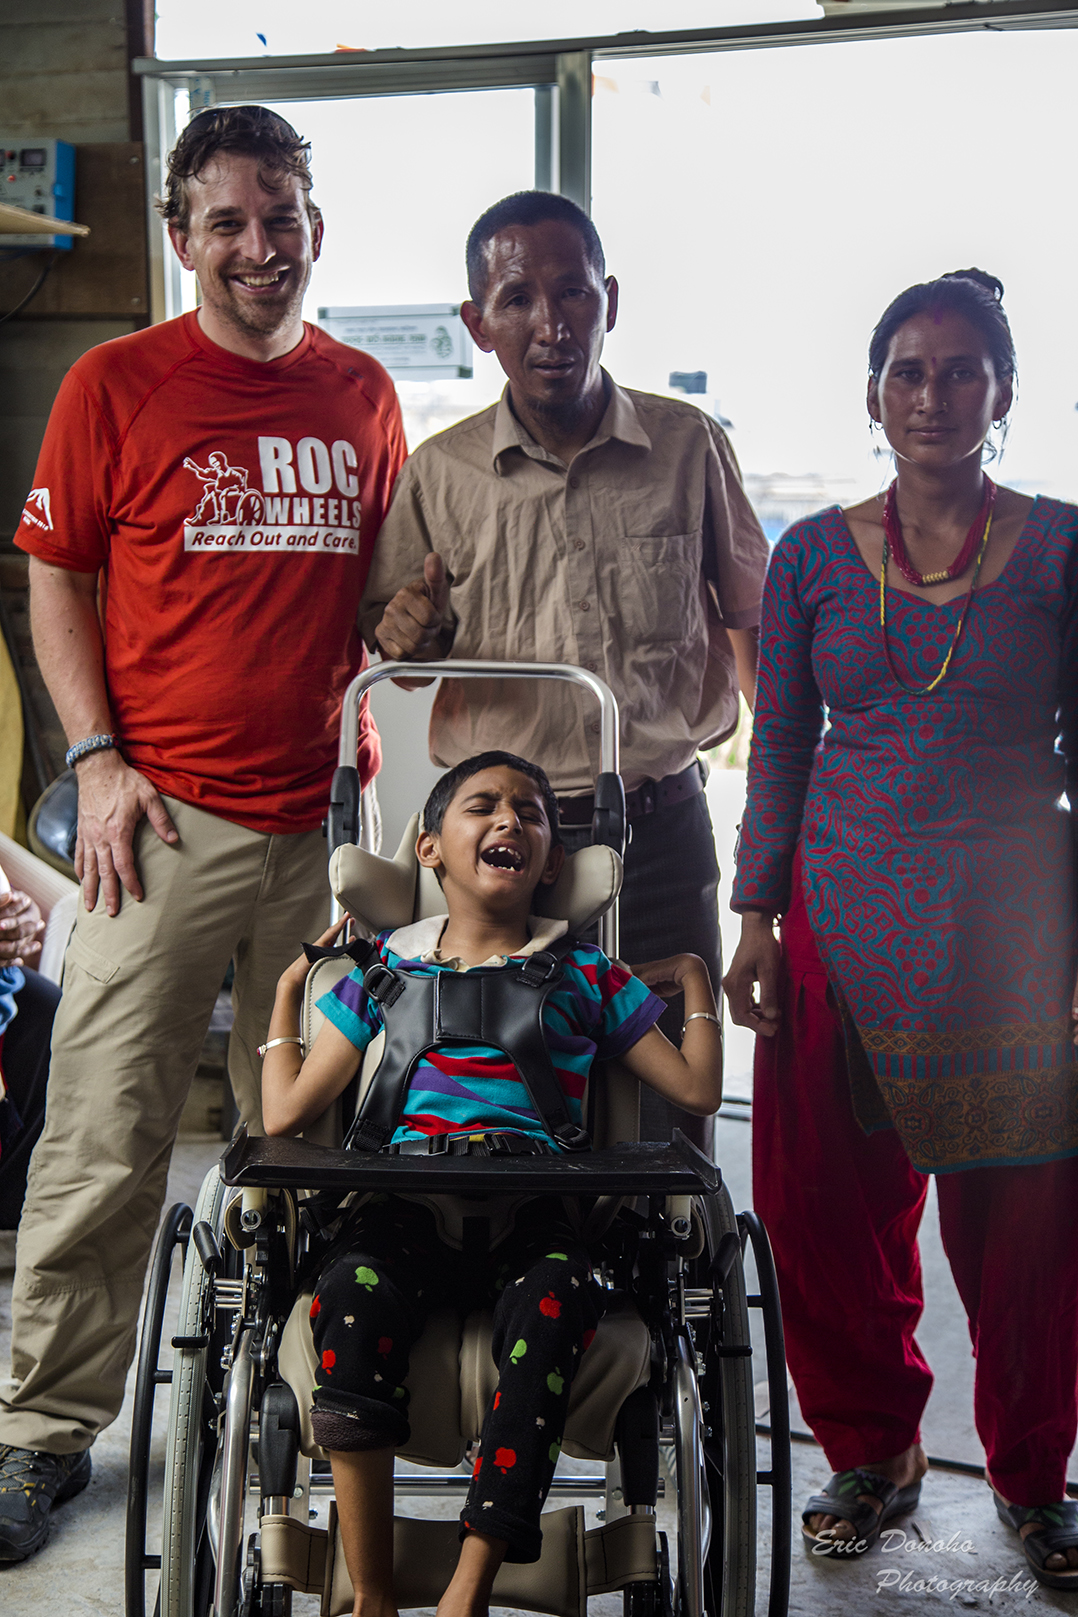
942,267,1004,302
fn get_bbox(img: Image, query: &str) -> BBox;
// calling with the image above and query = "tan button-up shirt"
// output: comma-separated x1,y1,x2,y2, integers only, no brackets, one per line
361,375,769,795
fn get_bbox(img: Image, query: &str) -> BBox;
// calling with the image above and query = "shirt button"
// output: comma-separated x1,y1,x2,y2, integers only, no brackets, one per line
573,538,586,551
584,661,597,672
590,721,601,734
578,599,591,611
569,476,580,489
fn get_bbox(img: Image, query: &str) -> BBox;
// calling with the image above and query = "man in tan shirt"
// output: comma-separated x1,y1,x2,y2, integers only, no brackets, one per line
362,191,768,1145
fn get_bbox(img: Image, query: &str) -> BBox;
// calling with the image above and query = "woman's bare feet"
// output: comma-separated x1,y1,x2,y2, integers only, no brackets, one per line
806,1443,928,1541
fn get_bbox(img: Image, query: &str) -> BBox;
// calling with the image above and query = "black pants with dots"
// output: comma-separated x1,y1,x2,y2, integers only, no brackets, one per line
309,1195,603,1562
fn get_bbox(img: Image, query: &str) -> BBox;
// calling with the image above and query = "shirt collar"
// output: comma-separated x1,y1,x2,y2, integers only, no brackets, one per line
385,913,569,970
490,370,651,474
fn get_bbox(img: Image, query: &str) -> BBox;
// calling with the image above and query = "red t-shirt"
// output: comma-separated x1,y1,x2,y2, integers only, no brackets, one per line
15,312,407,833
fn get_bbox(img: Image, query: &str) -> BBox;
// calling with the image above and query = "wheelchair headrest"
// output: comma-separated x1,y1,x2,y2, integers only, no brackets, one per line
329,812,622,938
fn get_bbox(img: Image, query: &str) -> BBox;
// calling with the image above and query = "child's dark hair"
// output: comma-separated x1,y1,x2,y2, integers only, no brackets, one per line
422,752,562,846
868,268,1016,385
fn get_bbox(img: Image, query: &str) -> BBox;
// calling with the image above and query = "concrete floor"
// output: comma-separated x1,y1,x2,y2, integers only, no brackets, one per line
2,769,1075,1613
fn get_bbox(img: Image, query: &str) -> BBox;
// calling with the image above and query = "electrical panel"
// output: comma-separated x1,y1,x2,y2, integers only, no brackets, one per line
1,139,76,249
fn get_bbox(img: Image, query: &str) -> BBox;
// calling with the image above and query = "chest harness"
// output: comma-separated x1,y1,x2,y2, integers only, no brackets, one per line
305,933,592,1156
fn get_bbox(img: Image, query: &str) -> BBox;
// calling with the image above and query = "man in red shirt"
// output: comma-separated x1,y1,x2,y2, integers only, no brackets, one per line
0,106,406,1559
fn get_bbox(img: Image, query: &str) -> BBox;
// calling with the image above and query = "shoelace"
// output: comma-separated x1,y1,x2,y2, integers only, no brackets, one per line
0,1445,69,1492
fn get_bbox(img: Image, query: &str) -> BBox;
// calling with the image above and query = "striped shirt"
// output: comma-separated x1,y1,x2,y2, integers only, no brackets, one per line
316,916,664,1147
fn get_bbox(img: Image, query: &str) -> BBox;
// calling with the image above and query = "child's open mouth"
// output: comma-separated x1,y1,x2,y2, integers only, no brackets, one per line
481,843,526,871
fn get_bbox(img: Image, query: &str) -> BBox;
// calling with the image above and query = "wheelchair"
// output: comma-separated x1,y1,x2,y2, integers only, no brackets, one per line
125,662,791,1617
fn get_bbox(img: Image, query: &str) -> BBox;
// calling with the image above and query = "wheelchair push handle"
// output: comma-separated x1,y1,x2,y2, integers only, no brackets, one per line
333,661,624,958
338,659,619,778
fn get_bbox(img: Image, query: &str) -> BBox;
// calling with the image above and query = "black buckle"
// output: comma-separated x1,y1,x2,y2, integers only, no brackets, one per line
363,962,405,1007
519,950,562,988
554,1123,591,1153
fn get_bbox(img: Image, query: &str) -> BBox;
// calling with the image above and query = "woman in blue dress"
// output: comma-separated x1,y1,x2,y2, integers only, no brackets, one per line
724,270,1078,1587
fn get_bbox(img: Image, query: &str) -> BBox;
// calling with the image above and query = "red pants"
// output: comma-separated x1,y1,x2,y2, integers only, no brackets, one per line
752,850,1078,1505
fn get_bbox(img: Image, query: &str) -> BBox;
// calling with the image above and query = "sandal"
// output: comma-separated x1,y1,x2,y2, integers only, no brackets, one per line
993,1493,1078,1590
802,1468,922,1557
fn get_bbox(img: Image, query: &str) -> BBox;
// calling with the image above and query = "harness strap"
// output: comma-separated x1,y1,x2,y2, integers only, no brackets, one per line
343,932,591,1154
302,936,379,970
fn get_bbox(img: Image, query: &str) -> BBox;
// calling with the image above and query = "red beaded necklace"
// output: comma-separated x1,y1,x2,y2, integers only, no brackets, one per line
882,476,996,588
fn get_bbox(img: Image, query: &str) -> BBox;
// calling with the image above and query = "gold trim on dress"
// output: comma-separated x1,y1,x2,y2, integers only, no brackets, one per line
859,1016,1071,1058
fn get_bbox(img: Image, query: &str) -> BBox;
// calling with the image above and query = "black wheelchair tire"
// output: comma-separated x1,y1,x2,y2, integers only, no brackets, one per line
161,1167,229,1617
696,1182,756,1617
126,1202,192,1617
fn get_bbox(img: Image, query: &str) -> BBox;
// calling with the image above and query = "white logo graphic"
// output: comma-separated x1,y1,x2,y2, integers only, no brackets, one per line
21,487,53,533
182,453,265,525
182,442,362,556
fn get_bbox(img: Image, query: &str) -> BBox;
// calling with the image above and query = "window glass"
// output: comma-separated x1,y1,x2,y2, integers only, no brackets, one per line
172,90,535,448
156,1,820,58
593,30,1078,530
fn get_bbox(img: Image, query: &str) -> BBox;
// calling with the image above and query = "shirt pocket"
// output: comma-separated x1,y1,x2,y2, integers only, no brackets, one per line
609,531,704,645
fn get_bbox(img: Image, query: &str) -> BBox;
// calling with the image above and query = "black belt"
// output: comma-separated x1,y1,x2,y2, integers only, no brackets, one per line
384,1129,557,1158
558,758,706,827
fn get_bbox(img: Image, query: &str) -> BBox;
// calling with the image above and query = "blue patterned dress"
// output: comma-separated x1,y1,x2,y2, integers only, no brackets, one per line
732,497,1078,1172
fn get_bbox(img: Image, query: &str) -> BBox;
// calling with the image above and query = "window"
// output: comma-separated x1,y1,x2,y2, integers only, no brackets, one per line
593,29,1078,526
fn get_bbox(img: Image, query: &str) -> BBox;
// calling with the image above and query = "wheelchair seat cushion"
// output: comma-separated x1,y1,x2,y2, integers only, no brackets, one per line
278,1288,651,1468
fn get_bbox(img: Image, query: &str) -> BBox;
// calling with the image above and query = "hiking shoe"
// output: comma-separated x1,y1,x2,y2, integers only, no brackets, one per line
0,1444,92,1561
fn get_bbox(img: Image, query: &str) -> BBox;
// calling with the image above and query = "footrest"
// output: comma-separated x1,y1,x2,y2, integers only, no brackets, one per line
584,1512,658,1594
258,1506,659,1617
258,1513,329,1595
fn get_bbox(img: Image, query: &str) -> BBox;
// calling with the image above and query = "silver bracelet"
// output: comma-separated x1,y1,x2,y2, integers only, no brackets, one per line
682,1012,722,1035
257,1035,305,1059
65,732,117,769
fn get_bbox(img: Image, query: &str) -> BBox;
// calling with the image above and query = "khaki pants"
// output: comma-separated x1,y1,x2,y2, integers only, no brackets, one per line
0,797,331,1453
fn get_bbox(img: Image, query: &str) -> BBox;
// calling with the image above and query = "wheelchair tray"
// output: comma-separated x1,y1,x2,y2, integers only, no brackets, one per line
220,1127,720,1195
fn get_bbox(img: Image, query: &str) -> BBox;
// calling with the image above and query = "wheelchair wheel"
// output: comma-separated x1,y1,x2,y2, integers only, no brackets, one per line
738,1210,791,1617
692,1181,756,1617
160,1166,229,1617
126,1201,193,1617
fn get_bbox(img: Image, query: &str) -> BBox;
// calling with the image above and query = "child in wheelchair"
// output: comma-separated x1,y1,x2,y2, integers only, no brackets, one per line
261,750,723,1617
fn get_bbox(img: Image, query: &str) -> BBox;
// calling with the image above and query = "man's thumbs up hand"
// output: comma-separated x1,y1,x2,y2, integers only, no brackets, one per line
375,550,452,664
422,551,450,619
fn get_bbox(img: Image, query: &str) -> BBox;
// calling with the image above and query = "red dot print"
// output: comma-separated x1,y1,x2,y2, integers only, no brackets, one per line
377,1336,393,1356
309,1296,321,1319
494,1448,517,1472
539,1293,562,1319
493,1391,501,1409
582,1328,596,1352
321,1349,336,1372
472,1455,483,1477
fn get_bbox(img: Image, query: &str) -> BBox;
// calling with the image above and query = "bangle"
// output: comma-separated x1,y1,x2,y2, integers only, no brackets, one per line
682,1012,722,1035
65,733,117,769
257,1035,305,1059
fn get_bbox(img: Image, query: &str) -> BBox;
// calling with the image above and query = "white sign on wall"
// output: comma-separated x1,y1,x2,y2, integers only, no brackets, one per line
317,304,472,380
